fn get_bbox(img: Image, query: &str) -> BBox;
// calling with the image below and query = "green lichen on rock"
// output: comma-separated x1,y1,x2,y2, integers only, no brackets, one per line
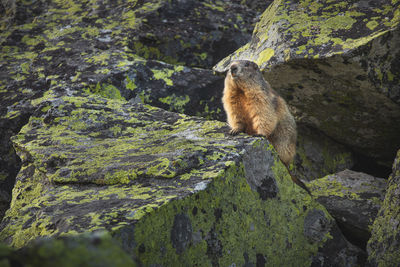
309,175,357,200
0,0,232,212
309,170,385,217
159,94,190,113
85,82,125,101
215,0,400,71
0,93,248,247
0,93,359,265
309,170,386,215
127,159,320,266
367,149,400,266
10,94,235,187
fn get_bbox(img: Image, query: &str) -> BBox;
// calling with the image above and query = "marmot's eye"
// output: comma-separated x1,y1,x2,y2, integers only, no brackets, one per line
245,62,250,67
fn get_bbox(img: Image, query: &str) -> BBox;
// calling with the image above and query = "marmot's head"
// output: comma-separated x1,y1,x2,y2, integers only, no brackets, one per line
226,60,265,90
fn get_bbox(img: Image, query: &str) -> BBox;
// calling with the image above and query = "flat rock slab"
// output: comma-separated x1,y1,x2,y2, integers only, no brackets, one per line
310,169,386,248
0,94,361,266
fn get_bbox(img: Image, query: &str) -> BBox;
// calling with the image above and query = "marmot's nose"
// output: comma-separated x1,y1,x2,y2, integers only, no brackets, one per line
230,64,238,75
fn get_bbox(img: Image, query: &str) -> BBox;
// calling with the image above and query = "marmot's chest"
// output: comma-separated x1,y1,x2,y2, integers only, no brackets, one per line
237,93,259,135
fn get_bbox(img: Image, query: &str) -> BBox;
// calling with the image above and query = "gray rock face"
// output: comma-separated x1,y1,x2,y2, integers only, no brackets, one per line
294,125,354,181
243,141,279,199
214,0,400,166
305,209,365,267
368,149,400,266
310,169,386,249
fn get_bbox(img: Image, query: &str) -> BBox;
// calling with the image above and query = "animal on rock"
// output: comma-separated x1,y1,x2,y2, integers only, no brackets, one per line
222,60,311,195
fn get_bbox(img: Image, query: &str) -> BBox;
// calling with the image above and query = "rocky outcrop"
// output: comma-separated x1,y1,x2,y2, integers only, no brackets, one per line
214,0,400,167
0,0,359,220
368,149,400,266
0,0,392,265
310,169,386,249
0,93,363,265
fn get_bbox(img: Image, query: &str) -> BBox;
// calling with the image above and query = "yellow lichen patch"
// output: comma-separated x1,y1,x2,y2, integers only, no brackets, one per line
256,48,275,66
159,94,190,113
151,68,175,86
366,20,379,30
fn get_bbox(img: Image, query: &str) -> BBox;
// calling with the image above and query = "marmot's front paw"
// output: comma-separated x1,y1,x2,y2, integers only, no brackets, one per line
229,128,241,136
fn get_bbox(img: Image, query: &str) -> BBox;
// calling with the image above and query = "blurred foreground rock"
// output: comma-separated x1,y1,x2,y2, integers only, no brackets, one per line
0,232,135,267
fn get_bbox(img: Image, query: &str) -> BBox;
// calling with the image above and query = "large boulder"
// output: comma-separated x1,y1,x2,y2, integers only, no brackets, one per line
310,169,386,249
367,149,400,266
214,0,400,167
0,93,363,265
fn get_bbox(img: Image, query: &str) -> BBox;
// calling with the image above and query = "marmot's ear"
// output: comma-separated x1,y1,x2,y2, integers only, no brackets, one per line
251,61,259,70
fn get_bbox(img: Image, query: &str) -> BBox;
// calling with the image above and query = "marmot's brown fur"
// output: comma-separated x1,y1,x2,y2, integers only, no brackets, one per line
222,60,311,195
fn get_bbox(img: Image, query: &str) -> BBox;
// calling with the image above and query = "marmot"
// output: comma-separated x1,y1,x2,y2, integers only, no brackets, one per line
222,60,311,195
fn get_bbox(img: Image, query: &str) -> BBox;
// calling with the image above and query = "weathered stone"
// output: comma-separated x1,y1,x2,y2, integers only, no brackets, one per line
0,231,135,267
368,149,400,266
310,169,386,249
214,0,400,166
0,94,362,265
